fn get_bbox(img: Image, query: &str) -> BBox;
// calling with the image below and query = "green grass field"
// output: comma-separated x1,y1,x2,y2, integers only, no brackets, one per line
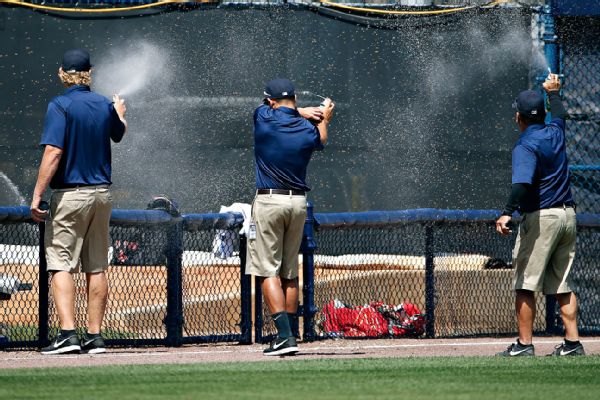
2,357,600,400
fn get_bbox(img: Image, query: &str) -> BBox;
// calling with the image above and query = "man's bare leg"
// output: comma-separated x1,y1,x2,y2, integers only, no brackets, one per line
282,277,299,314
282,277,299,334
86,272,108,335
51,271,76,330
261,276,285,314
516,289,536,345
556,291,579,341
261,276,293,340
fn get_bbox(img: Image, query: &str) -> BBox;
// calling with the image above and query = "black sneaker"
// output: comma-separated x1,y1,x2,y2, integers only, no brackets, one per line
263,336,299,356
496,341,535,357
41,333,81,355
81,334,106,354
547,341,585,357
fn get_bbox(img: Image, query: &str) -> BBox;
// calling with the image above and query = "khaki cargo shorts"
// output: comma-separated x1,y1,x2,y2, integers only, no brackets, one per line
245,193,307,280
45,185,112,273
513,206,576,294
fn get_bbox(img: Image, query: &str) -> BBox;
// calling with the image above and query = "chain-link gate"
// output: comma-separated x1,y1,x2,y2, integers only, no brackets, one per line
181,214,251,344
0,208,41,349
0,207,251,349
255,206,600,341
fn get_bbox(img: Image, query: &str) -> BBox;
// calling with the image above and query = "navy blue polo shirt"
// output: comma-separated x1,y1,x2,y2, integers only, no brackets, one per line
253,105,324,191
512,117,573,212
40,85,125,189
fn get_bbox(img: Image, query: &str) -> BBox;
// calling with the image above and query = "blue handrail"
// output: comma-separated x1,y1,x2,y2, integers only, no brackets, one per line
570,165,600,172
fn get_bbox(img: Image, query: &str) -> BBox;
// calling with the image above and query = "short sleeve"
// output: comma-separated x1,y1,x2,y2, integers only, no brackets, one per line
548,117,566,132
40,100,67,149
254,104,273,121
512,144,537,185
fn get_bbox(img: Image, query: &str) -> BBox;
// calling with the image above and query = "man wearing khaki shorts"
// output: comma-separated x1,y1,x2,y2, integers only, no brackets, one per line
247,78,334,356
495,74,584,357
30,49,127,355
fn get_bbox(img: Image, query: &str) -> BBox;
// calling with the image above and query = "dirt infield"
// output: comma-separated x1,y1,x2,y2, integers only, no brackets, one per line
2,337,600,370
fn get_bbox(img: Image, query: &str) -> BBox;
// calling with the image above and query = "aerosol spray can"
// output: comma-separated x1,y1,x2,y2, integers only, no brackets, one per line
39,201,50,211
299,90,329,108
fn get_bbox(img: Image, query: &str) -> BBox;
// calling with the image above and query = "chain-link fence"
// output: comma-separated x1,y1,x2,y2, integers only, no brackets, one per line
561,217,600,335
559,17,600,213
181,214,251,344
0,207,250,349
256,207,600,342
307,210,543,339
0,208,40,348
4,205,600,348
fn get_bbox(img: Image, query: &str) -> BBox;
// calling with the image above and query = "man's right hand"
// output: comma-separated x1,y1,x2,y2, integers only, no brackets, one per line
30,198,48,223
495,215,513,236
113,94,127,120
543,74,561,93
321,98,335,122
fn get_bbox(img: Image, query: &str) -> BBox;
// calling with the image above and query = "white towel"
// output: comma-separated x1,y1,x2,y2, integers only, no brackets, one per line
218,203,251,235
0,274,20,295
212,203,251,259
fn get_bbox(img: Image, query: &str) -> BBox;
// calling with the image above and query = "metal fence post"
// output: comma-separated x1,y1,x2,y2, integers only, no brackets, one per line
165,218,184,347
301,201,318,342
543,3,560,74
254,276,265,343
239,234,252,344
543,3,564,336
542,2,560,122
424,224,435,338
38,221,49,347
545,295,558,334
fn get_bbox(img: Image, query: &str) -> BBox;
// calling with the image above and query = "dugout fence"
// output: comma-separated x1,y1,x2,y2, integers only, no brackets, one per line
0,207,251,349
3,204,598,350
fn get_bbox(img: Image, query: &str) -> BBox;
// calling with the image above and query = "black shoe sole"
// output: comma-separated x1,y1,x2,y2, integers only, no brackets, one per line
81,347,106,354
263,346,299,356
41,345,81,355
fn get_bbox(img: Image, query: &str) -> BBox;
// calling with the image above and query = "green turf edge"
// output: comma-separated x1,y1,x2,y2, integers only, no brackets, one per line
1,356,600,400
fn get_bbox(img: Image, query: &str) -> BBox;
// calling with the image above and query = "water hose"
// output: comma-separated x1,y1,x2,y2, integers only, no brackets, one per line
0,0,213,14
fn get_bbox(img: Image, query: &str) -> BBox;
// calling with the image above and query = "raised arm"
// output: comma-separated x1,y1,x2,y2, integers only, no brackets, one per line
316,98,335,146
111,94,128,142
543,74,568,120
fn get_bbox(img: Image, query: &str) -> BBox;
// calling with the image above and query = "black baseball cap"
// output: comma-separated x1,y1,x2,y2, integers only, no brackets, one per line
264,78,295,100
512,90,545,120
62,49,92,72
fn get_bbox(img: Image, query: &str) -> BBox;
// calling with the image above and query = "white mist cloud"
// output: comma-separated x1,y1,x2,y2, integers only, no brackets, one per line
92,41,173,98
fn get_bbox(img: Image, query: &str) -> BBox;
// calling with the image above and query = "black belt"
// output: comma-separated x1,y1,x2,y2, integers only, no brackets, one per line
257,189,306,196
53,184,109,189
546,202,575,210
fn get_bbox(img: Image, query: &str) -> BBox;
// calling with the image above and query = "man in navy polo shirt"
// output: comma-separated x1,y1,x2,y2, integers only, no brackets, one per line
246,78,334,355
495,74,584,357
30,49,127,355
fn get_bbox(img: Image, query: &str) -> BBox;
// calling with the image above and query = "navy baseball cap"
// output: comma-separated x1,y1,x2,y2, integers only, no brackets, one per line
512,90,545,120
264,78,295,100
62,49,92,72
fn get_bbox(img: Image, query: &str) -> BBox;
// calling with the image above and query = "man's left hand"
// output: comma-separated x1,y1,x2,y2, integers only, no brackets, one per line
298,107,324,123
495,215,513,236
543,74,561,93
